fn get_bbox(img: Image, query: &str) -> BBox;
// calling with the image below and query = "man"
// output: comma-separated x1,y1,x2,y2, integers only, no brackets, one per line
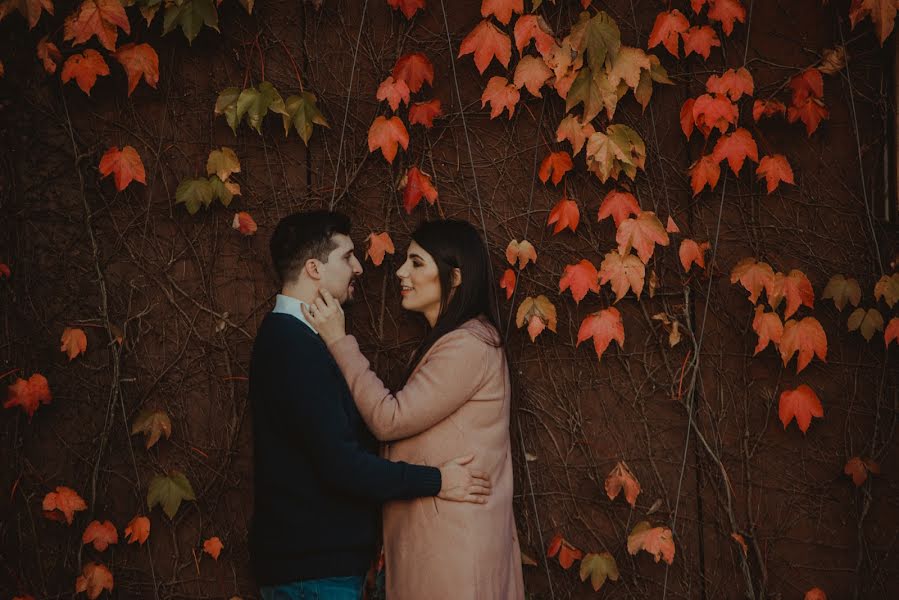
249,210,491,600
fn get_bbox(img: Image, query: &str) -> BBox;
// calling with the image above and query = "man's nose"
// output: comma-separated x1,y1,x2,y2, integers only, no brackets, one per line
353,257,363,276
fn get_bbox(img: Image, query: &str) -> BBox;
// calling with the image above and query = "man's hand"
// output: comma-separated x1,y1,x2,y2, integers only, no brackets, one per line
303,289,347,345
437,455,492,504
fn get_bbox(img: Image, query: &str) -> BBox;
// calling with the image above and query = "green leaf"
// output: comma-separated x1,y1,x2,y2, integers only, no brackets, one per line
147,470,196,519
283,92,329,144
566,67,617,122
175,177,214,214
648,54,672,85
163,0,220,44
607,124,646,171
570,11,621,72
237,82,288,134
208,175,237,207
214,87,241,134
206,147,240,181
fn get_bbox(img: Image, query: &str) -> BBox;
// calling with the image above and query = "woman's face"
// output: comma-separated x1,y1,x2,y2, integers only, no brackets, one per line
396,240,443,326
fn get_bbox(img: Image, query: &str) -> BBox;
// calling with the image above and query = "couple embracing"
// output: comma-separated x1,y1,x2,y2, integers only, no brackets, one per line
248,210,525,599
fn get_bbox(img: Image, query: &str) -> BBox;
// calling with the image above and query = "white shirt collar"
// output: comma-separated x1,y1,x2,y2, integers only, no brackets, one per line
272,294,318,334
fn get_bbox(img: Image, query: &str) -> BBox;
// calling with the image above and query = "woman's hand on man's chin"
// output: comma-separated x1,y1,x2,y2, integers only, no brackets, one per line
303,288,348,345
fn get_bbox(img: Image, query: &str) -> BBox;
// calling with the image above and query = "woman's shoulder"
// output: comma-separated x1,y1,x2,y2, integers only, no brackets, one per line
447,317,502,348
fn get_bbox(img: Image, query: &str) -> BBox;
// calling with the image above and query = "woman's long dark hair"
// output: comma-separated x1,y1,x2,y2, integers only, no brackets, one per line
402,219,503,383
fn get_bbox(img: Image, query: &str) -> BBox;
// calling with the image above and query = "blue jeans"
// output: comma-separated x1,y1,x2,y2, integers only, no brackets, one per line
260,576,364,600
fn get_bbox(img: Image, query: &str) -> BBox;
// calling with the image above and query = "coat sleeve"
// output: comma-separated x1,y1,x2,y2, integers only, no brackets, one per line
327,330,489,441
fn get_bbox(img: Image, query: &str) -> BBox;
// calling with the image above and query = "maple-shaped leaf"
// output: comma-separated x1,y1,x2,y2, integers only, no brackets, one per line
712,128,759,174
873,272,899,307
538,151,573,185
787,97,829,136
648,9,689,57
599,251,644,302
756,154,795,193
481,0,522,25
546,533,583,569
408,99,442,128
790,68,824,104
366,232,395,266
847,307,884,341
822,274,861,311
887,316,899,347
64,0,130,51
706,67,753,100
850,0,898,44
214,87,242,133
481,76,520,119
556,115,595,156
203,536,224,559
232,211,257,236
679,239,710,272
547,195,580,234
707,0,746,36
604,461,641,507
513,55,552,97
765,269,814,318
0,262,10,278
616,211,669,264
627,521,675,564
688,154,721,196
392,52,434,93
37,36,62,73
206,147,240,182
559,259,599,303
377,76,411,111
124,515,150,545
577,308,625,363
114,43,159,96
692,93,738,135
597,190,641,227
506,239,537,270
75,562,114,600
569,10,621,72
607,46,651,91
752,305,783,354
43,486,86,524
82,520,118,552
4,373,52,419
514,14,555,56
208,175,240,207
148,471,196,519
387,0,424,19
730,257,775,304
780,316,827,373
499,268,516,300
516,295,557,341
565,66,618,122
680,98,697,138
400,166,438,214
804,589,827,600
458,19,512,74
131,409,173,449
175,177,214,215
368,115,409,163
99,145,146,191
778,384,824,433
681,25,720,59
753,99,787,121
844,456,881,487
59,327,88,360
61,49,110,95
161,0,220,44
666,215,680,233
634,54,673,110
579,552,619,592
282,92,329,144
586,124,647,182
237,82,288,134
0,0,54,29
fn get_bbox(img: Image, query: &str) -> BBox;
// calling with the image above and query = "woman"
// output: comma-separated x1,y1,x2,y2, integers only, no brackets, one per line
304,220,525,599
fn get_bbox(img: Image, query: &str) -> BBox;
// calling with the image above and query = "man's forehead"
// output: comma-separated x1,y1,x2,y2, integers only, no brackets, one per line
331,233,354,251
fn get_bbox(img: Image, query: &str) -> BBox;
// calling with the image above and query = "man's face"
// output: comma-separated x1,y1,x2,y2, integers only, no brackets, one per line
316,233,363,305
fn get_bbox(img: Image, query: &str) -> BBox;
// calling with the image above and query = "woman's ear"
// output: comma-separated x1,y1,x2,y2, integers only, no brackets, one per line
451,267,462,289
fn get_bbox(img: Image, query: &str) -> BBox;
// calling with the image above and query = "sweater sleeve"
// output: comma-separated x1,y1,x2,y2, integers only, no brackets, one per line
327,329,489,442
276,339,441,502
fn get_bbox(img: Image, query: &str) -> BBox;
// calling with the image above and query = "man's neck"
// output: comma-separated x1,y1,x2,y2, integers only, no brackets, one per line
280,281,318,306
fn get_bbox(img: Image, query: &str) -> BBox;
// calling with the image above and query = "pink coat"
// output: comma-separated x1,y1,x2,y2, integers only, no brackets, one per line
328,318,525,600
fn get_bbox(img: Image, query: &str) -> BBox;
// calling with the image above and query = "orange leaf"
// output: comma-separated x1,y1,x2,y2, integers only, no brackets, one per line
648,9,689,57
752,99,786,121
599,251,644,302
0,262,10,278
401,167,438,214
75,562,114,599
481,0,523,25
679,239,710,272
0,0,54,29
616,211,669,264
513,55,552,97
804,588,827,600
114,43,158,96
780,317,827,373
99,145,146,191
787,97,829,137
731,533,748,555
64,0,130,52
515,295,557,341
367,116,409,164
232,211,258,236
666,215,680,233
789,68,824,104
408,99,442,128
386,0,424,19
61,49,110,95
765,269,814,318
849,0,897,44
705,67,754,101
577,308,625,363
376,76,410,111
43,485,87,525
688,154,721,196
730,257,775,304
458,19,511,74
366,232,395,266
778,384,824,433
681,25,720,59
124,515,150,545
627,521,675,564
556,115,595,156
499,268,516,300
513,14,555,56
131,409,173,449
886,316,899,347
692,93,738,135
505,239,537,270
391,52,434,93
37,36,62,73
559,259,599,303
756,154,795,193
60,327,88,360
604,461,641,507
538,151,573,185
843,456,880,487
752,305,783,355
680,98,697,138
546,195,580,234
4,373,52,419
546,533,583,569
597,190,641,227
707,0,746,36
82,520,118,551
712,128,758,175
203,536,224,559
481,76,519,119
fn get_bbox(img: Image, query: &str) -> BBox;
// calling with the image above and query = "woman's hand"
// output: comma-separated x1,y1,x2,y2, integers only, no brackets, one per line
302,289,347,345
437,455,492,504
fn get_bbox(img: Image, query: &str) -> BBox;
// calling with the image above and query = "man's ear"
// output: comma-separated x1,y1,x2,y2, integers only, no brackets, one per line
304,258,322,280
451,267,462,289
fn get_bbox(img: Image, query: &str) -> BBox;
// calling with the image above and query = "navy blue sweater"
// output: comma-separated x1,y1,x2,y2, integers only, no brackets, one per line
248,312,442,585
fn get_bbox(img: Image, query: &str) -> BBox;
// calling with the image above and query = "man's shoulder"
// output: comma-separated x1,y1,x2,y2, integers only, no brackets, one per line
255,313,325,355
